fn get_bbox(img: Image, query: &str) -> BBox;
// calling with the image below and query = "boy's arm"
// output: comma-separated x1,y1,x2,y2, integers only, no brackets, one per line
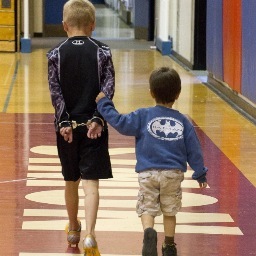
47,50,70,130
99,48,115,100
96,93,140,136
87,46,115,139
185,125,208,187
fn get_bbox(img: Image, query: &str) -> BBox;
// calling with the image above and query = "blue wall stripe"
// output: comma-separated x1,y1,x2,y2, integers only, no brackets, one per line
45,0,66,25
134,0,150,27
241,0,256,104
206,0,223,81
44,0,107,25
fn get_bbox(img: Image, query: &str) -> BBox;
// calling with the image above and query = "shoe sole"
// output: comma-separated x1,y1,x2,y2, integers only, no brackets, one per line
84,248,101,256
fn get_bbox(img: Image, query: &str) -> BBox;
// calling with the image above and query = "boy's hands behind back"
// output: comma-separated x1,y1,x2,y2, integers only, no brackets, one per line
87,121,103,139
60,127,73,143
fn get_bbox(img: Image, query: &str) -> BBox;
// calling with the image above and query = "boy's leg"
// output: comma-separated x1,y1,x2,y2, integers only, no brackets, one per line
137,171,160,256
162,215,177,256
82,179,100,255
65,179,81,230
141,214,157,256
163,215,176,237
160,170,183,255
65,179,82,246
141,213,154,229
82,179,99,236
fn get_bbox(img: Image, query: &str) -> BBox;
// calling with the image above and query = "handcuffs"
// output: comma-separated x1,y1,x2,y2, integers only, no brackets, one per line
58,117,104,129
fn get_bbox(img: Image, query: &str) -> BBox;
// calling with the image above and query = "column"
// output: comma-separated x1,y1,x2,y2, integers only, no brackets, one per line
21,0,31,53
155,0,171,55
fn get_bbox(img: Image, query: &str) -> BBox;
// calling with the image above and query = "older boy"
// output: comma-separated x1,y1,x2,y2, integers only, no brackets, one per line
95,67,208,256
47,0,115,255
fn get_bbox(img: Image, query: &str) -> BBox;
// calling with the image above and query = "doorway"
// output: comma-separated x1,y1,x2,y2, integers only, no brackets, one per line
44,0,66,37
43,0,135,39
91,0,105,3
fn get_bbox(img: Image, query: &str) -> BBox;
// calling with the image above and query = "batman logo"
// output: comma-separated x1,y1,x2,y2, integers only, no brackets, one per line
147,117,184,141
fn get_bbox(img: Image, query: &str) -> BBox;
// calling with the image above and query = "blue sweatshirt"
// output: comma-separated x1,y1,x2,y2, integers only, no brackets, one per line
97,97,207,183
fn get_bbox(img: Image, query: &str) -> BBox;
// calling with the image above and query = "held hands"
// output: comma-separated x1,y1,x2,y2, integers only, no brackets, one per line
87,91,106,139
96,92,106,103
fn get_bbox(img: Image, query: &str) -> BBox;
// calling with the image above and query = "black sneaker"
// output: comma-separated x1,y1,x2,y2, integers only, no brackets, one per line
142,228,158,256
162,243,177,256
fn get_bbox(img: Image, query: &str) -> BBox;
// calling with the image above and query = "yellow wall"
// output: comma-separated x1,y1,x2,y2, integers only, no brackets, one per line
0,0,16,52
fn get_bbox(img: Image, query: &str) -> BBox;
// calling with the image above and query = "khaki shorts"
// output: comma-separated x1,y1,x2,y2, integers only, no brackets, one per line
136,169,184,217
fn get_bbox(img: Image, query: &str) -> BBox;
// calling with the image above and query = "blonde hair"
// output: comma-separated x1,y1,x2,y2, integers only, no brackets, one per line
63,0,95,28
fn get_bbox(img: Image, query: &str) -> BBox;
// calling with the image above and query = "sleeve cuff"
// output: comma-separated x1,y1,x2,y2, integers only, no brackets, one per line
197,174,207,183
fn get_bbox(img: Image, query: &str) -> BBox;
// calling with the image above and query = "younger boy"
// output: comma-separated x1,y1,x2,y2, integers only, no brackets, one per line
95,67,208,256
47,0,115,255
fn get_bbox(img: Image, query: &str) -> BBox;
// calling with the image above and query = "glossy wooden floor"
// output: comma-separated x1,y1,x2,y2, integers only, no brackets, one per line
0,5,256,256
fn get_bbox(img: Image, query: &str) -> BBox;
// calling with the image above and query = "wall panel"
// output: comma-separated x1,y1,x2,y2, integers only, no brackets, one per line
206,0,223,80
168,0,178,52
0,0,16,52
0,12,14,25
177,0,194,64
241,0,256,104
34,0,43,35
0,27,15,40
223,0,242,93
134,0,154,40
44,0,66,37
193,0,206,70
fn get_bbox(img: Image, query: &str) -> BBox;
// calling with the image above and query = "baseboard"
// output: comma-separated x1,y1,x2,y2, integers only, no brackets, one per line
20,38,31,53
155,37,172,55
34,33,43,38
206,75,256,124
170,51,193,70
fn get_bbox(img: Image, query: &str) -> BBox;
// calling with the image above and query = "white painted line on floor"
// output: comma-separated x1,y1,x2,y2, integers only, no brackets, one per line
22,219,243,235
24,189,216,207
20,254,140,256
24,209,235,223
26,179,201,189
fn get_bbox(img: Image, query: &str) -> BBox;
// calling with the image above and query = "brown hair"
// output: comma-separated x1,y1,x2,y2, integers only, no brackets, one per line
149,67,181,104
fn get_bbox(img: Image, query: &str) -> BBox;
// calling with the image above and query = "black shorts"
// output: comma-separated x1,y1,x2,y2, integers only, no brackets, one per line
56,126,113,181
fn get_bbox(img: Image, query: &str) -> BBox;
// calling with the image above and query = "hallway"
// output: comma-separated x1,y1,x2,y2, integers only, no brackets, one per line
0,4,255,256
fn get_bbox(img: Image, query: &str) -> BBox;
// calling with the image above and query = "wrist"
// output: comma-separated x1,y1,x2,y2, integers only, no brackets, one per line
58,120,71,129
90,117,105,127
